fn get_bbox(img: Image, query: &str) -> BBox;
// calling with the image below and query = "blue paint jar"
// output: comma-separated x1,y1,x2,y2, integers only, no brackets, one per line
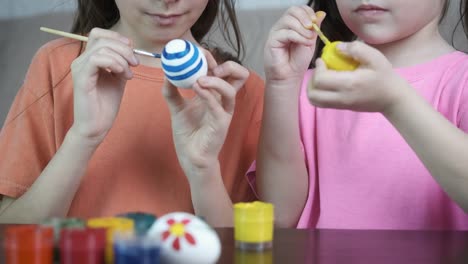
114,235,161,264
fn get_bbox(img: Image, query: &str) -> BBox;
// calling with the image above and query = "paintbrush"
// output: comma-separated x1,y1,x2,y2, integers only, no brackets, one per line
40,27,161,58
308,23,331,46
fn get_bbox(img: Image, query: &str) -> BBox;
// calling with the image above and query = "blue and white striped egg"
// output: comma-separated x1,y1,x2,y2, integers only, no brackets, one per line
162,39,208,89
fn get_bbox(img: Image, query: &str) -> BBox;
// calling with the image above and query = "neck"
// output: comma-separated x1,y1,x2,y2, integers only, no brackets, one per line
370,20,454,68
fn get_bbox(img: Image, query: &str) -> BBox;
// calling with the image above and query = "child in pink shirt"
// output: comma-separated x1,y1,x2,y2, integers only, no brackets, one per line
253,0,468,229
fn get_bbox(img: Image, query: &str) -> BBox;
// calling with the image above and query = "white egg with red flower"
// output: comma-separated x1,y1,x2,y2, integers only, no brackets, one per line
147,212,221,264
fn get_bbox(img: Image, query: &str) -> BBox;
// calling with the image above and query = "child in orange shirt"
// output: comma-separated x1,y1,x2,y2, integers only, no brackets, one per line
0,0,264,226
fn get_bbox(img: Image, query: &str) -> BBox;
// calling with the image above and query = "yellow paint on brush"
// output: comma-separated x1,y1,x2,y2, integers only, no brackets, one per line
309,23,331,45
234,201,274,243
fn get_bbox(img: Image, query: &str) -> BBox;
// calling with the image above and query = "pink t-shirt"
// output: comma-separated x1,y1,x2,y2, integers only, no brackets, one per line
250,51,468,230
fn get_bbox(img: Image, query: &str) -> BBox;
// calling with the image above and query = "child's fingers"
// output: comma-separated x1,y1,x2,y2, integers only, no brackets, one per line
298,5,327,28
287,6,316,31
310,10,326,25
96,47,133,79
193,84,226,120
307,89,345,109
200,47,218,72
299,5,318,22
197,76,237,114
275,6,316,40
272,28,316,48
162,79,185,114
213,61,250,92
337,41,385,68
84,53,126,77
86,38,139,67
85,28,138,67
313,59,352,92
314,58,328,73
312,58,332,86
87,27,131,47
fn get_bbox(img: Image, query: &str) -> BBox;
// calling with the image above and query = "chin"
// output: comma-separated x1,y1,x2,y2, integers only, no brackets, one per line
360,37,391,45
355,32,399,46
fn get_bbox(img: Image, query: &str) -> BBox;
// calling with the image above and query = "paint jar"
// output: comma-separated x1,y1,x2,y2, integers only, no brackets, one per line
41,217,86,262
117,212,156,236
113,234,161,264
59,227,106,264
4,225,54,264
234,248,273,264
234,201,274,251
41,217,86,242
87,217,134,264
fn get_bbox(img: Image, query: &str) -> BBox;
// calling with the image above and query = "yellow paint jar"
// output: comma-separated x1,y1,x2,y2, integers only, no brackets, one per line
235,249,273,264
87,217,134,264
322,41,359,71
234,201,274,250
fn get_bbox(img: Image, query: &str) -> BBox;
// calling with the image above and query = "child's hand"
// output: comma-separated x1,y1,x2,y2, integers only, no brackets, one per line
308,41,407,113
162,49,249,181
264,6,325,84
70,28,139,144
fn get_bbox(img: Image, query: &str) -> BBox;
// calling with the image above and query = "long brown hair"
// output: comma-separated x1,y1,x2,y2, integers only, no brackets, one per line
71,0,244,62
307,0,468,67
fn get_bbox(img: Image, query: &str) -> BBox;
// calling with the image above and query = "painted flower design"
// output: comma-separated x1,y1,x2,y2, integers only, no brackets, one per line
161,218,196,251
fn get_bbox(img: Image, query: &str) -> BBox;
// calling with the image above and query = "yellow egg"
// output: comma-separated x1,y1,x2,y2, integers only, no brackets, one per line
321,41,359,71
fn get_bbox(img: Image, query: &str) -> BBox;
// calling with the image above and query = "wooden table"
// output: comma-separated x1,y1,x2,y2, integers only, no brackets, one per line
2,226,468,263
216,228,468,264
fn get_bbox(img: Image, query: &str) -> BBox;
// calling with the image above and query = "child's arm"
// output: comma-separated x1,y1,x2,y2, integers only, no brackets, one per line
308,41,468,212
162,51,250,227
259,6,325,227
0,28,138,223
0,130,102,223
382,80,468,212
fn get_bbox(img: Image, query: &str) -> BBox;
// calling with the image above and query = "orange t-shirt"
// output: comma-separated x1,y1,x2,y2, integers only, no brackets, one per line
0,38,264,218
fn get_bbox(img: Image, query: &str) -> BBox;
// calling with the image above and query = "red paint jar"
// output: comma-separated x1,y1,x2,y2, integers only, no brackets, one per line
59,227,106,264
4,225,54,264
